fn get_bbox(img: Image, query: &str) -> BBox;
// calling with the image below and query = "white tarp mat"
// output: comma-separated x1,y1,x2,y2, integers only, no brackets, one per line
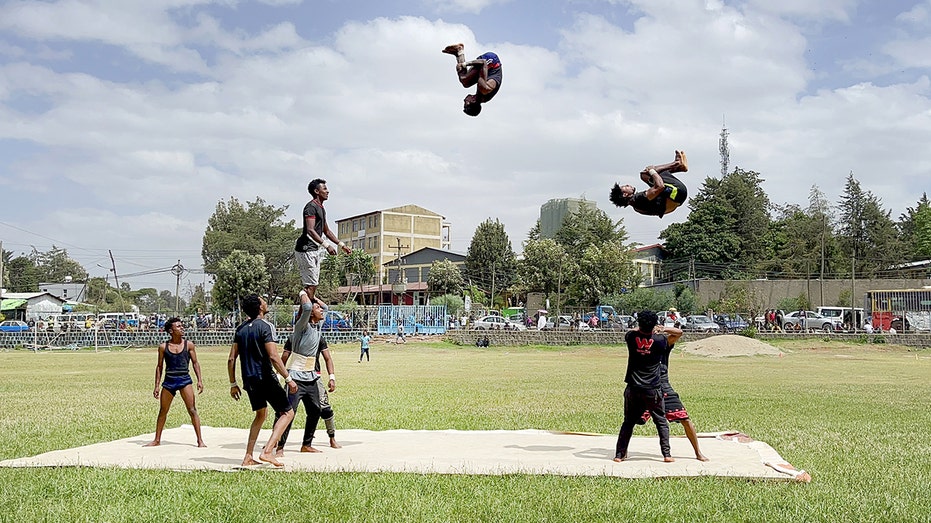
0,426,810,481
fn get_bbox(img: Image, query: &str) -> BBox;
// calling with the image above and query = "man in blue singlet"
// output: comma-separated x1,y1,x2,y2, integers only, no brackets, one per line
442,43,502,117
610,150,689,218
144,317,206,448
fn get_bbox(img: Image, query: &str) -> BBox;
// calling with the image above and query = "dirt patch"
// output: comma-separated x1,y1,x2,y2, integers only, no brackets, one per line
678,335,784,358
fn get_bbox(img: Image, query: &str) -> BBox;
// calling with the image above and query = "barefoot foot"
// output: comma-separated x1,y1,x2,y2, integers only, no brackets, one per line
241,456,261,467
696,453,709,461
675,150,688,172
612,453,628,462
143,441,160,447
197,441,207,448
300,445,322,453
442,43,464,55
258,452,284,467
275,448,284,458
329,438,342,449
664,456,676,463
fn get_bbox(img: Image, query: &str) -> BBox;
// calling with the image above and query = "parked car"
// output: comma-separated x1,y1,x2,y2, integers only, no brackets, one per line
322,310,352,331
683,315,720,333
0,320,30,332
615,315,636,329
472,315,526,331
543,315,591,331
714,314,749,333
782,310,835,332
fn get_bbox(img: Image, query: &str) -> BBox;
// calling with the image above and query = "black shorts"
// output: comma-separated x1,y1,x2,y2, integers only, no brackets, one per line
244,376,292,414
660,171,688,204
641,381,690,423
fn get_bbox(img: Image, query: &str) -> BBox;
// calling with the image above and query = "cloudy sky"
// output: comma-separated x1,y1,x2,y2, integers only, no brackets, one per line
2,0,930,293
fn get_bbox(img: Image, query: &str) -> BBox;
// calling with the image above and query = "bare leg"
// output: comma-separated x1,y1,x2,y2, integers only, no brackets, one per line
681,419,709,461
178,385,206,447
259,409,294,467
242,409,266,466
641,150,689,177
144,389,173,447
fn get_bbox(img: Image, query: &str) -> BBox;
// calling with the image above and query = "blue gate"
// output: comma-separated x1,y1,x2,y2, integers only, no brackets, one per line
377,305,447,335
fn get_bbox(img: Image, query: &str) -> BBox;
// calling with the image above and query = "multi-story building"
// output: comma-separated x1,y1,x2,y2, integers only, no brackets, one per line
539,198,597,239
336,204,451,284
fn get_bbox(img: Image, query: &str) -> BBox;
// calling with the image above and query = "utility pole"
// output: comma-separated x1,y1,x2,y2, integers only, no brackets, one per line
109,250,127,316
171,260,185,315
389,238,408,305
820,214,826,307
491,261,495,309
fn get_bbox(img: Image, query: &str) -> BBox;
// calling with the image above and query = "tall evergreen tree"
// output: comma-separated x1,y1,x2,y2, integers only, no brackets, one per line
899,193,931,260
464,219,517,305
836,173,902,277
661,169,772,278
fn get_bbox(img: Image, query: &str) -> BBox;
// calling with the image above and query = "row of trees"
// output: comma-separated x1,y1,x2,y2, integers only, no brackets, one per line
427,173,930,315
1,247,195,315
7,167,927,318
661,171,931,280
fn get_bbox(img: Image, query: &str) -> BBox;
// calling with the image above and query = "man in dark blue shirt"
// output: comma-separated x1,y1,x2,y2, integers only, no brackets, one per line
442,43,502,117
228,294,298,467
614,310,676,463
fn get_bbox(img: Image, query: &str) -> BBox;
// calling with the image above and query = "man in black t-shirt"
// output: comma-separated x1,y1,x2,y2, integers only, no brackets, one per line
228,294,298,467
294,178,352,301
614,310,675,463
610,150,689,218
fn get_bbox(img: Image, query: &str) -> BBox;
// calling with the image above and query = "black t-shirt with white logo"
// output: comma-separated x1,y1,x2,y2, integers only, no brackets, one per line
624,329,668,390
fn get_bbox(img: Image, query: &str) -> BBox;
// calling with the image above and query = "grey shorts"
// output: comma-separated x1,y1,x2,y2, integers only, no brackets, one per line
295,249,325,286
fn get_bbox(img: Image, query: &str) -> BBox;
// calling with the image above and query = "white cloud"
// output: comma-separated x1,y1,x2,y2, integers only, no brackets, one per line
429,0,512,15
896,1,931,25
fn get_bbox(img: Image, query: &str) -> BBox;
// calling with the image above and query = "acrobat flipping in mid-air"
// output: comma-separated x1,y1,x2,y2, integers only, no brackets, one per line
610,150,689,218
442,43,502,117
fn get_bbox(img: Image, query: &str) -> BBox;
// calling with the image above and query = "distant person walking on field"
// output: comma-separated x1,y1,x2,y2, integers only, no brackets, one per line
358,330,371,362
144,317,206,448
294,178,351,302
396,323,406,344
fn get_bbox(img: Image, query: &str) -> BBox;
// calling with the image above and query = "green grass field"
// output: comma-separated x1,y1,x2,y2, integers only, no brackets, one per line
1,338,930,522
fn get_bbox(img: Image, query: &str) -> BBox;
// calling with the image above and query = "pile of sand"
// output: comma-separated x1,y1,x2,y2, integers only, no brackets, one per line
678,335,784,357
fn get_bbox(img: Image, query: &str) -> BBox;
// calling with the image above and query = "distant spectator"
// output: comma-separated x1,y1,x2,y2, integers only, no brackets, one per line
863,322,874,334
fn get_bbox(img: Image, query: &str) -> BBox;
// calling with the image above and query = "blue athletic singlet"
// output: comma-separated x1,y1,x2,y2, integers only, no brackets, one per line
164,340,191,377
475,52,502,103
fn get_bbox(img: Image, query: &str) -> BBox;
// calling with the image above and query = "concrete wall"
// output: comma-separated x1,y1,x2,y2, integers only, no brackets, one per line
0,328,363,350
649,278,931,310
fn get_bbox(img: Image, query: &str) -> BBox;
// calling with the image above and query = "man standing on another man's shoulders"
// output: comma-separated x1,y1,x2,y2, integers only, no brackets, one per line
294,178,351,302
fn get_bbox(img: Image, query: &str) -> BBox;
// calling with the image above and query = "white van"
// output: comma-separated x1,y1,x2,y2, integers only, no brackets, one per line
44,312,96,332
817,306,864,330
